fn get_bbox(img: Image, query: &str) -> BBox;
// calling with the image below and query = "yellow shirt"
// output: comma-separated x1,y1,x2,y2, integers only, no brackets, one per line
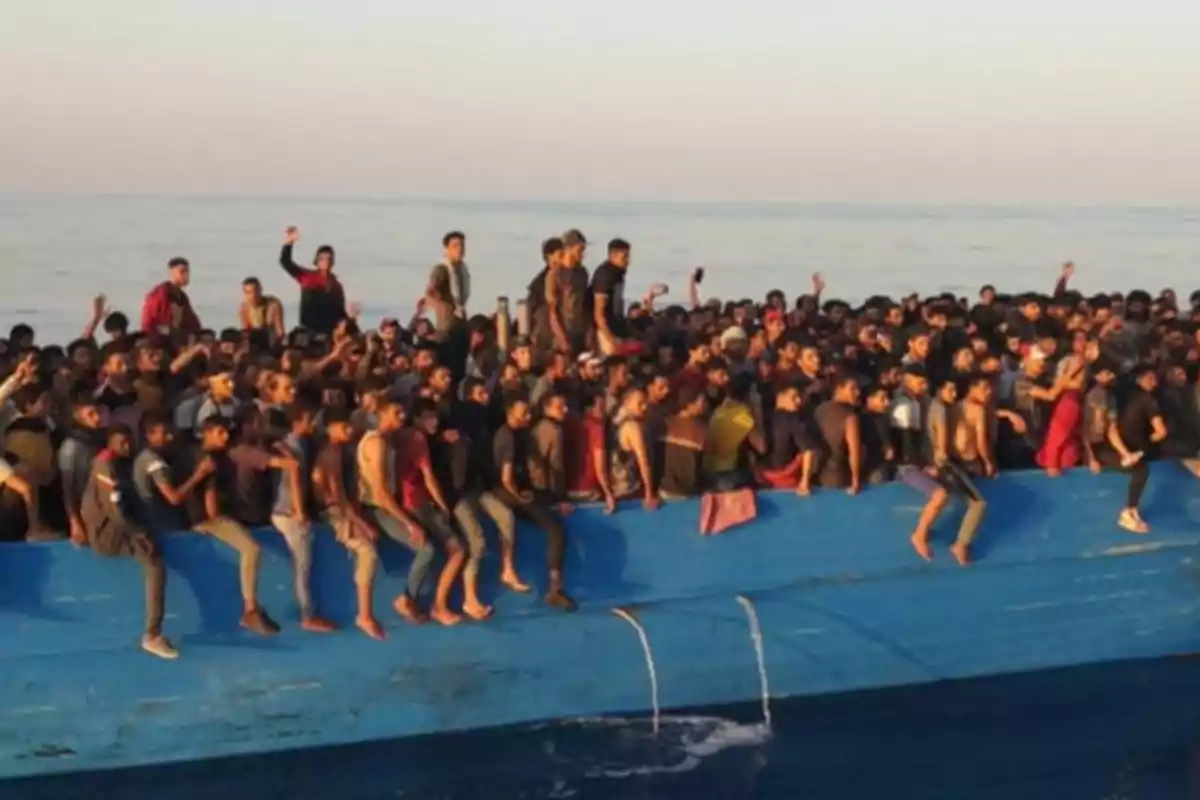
705,400,755,473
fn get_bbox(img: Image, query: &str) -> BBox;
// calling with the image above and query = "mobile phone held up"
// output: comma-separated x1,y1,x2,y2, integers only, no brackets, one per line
692,267,705,285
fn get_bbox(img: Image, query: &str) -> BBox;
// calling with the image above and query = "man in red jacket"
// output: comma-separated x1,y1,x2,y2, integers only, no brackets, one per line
141,257,201,339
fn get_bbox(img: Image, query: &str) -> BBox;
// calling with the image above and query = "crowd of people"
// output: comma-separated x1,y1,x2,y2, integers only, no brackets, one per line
2,225,1197,661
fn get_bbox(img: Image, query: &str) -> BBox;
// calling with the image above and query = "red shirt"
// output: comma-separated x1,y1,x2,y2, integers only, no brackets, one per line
394,429,431,510
565,414,605,496
673,365,707,396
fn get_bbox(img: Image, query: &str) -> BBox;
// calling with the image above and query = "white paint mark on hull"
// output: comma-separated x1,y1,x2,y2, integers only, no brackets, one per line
736,595,772,728
612,607,659,735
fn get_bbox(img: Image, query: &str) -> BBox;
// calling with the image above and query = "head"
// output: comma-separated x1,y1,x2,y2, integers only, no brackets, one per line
287,402,317,437
505,398,533,429
1165,362,1188,387
542,391,569,423
687,341,712,368
647,374,672,405
428,365,453,396
799,346,822,376
413,398,441,436
443,231,466,265
463,377,490,406
935,378,958,405
561,230,587,268
413,345,438,373
208,370,235,402
776,384,803,412
906,332,931,361
168,257,190,288
607,238,631,269
200,417,231,452
606,359,630,391
865,386,891,413
67,339,95,371
324,407,357,445
901,365,929,398
1132,364,1157,392
620,388,648,419
966,374,994,404
107,424,135,460
376,398,406,433
542,237,564,269
831,372,862,405
512,342,534,373
314,245,335,273
102,348,131,380
952,347,975,373
141,410,174,450
72,397,103,430
979,285,997,305
242,277,263,304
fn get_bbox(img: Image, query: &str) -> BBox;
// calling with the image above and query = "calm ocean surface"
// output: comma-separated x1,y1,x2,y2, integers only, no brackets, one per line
2,194,1199,345
4,195,1200,798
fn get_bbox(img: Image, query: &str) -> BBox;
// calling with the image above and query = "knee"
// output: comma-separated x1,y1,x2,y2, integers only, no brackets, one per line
445,537,465,558
931,487,950,506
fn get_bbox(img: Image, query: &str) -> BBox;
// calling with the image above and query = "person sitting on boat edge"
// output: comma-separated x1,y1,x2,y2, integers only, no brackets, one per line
80,423,178,660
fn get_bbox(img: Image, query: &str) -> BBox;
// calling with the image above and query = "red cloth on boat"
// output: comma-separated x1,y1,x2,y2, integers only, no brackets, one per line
1037,389,1083,470
699,488,758,535
756,454,805,490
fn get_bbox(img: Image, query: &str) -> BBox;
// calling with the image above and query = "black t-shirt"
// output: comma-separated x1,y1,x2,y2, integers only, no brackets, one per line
1119,388,1161,451
95,384,139,412
590,262,626,336
767,410,815,470
493,425,529,491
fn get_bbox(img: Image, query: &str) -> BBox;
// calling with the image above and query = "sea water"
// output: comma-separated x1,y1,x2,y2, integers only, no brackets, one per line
5,658,1200,799
2,194,1200,345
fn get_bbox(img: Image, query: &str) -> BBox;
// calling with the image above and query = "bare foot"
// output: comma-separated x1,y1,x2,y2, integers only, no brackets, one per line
501,572,532,594
462,601,494,621
430,607,463,627
392,596,428,625
910,533,933,562
949,542,971,566
301,615,337,633
356,616,386,640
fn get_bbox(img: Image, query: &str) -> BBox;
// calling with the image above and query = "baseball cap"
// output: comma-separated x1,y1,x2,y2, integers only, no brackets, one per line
562,229,588,247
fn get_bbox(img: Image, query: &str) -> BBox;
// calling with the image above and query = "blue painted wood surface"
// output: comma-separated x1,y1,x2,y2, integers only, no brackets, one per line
2,465,1200,779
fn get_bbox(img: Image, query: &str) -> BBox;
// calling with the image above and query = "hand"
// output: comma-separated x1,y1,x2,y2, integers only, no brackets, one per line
406,522,427,548
91,294,109,322
284,226,300,245
195,456,216,478
414,297,427,314
518,490,534,504
603,494,617,515
1061,261,1075,280
442,429,461,444
643,495,661,512
812,271,826,295
348,302,362,319
650,282,669,298
15,354,38,384
1088,458,1102,475
557,502,573,516
69,518,88,548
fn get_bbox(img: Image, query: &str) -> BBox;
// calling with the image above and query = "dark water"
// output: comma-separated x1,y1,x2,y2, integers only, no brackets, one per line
6,658,1200,800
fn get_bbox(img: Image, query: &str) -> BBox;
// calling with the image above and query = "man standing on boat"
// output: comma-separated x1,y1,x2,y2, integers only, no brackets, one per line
425,231,471,382
140,257,201,342
545,230,590,355
279,226,347,335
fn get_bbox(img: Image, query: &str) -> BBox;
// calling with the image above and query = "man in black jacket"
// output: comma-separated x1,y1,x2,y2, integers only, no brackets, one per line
279,226,348,335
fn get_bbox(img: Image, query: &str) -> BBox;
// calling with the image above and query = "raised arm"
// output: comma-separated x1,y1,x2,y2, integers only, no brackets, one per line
279,227,306,281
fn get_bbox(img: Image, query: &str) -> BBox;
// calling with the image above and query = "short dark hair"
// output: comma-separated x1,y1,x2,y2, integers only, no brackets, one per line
108,423,135,442
104,312,129,334
608,238,630,254
8,324,33,343
443,231,466,248
542,237,564,258
243,277,261,288
141,409,172,435
323,407,352,426
286,401,315,426
168,257,189,270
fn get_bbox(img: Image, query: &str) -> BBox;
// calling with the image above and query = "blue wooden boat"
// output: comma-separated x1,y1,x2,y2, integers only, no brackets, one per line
1,466,1199,781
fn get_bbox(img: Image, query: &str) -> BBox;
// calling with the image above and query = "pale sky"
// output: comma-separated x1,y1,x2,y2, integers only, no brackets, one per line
2,1,1199,204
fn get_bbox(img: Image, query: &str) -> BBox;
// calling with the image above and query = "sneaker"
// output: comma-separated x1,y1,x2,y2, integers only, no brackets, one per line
1118,509,1149,534
141,635,180,660
240,608,281,636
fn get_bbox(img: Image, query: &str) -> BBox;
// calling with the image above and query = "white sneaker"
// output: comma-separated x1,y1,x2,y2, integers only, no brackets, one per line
141,635,180,660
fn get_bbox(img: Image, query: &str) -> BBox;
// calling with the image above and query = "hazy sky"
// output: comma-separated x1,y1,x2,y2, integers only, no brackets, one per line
3,2,1199,203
